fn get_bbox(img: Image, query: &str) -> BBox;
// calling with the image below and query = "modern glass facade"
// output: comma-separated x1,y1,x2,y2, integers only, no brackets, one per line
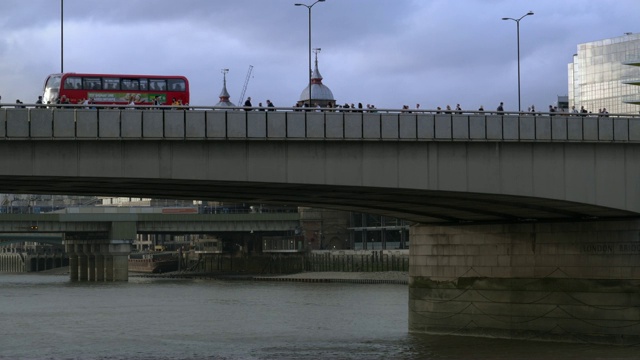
568,33,640,114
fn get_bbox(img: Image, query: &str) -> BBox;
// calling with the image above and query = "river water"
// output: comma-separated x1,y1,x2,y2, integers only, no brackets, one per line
0,274,637,360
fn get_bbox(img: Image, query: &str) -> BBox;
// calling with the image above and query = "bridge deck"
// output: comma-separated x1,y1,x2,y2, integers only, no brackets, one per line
0,108,639,224
1,108,639,143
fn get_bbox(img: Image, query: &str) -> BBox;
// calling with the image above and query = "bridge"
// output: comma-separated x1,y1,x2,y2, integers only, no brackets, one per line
1,106,640,344
0,208,299,278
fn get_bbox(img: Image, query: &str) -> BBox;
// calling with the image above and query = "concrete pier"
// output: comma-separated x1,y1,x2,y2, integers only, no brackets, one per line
64,240,131,281
409,220,640,345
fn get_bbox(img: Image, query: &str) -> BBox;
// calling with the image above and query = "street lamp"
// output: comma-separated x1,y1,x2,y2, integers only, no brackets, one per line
61,0,64,73
295,0,325,108
502,11,534,113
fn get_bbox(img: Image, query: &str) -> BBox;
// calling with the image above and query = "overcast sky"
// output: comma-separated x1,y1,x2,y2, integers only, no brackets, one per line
0,0,638,111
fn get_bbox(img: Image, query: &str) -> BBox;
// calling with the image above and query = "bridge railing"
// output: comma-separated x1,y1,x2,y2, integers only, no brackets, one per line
1,106,640,142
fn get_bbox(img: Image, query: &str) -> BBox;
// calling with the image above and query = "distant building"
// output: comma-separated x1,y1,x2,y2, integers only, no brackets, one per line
297,49,336,108
568,33,640,114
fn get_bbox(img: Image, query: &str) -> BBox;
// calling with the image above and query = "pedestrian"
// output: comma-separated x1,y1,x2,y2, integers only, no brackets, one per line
266,99,275,111
497,102,504,114
244,96,252,111
35,95,43,108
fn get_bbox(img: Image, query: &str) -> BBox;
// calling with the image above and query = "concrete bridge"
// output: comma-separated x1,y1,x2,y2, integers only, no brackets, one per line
0,209,299,279
1,106,640,344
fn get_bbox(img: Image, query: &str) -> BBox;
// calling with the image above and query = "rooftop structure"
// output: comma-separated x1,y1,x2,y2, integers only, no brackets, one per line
215,69,236,107
297,48,335,108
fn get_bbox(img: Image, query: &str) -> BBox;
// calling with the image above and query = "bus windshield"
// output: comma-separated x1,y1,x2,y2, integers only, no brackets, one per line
45,74,61,89
43,74,62,104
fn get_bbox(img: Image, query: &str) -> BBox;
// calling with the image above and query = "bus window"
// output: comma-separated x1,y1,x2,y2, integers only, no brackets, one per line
168,79,186,91
139,79,148,91
149,79,166,91
64,77,82,90
103,78,120,90
45,74,61,90
83,77,102,90
121,79,139,90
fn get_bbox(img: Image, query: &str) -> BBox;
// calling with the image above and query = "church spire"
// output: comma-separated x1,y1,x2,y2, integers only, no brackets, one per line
215,68,235,107
311,48,323,84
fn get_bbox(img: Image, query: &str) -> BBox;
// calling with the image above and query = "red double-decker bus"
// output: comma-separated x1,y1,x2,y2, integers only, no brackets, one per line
42,73,189,106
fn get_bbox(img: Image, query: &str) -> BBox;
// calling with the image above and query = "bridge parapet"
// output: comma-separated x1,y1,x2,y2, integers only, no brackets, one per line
2,108,639,142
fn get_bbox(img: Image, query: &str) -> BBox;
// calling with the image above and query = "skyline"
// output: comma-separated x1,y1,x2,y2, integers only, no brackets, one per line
0,0,638,111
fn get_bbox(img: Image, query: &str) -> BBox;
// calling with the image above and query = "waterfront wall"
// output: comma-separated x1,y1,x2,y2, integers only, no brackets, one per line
409,220,640,345
0,252,68,273
0,253,25,272
189,250,409,274
305,250,409,272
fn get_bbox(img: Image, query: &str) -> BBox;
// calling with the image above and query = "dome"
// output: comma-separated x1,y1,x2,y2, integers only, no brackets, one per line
297,49,335,107
298,83,335,102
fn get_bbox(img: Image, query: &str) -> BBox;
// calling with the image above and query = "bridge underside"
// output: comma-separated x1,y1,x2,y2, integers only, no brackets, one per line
0,175,635,225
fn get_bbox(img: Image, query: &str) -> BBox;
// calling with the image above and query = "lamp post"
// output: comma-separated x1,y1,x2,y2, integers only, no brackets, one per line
502,11,534,113
61,0,64,73
295,0,325,107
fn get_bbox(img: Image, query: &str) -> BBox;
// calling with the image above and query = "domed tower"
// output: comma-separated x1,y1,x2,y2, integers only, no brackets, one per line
215,69,236,107
297,48,336,108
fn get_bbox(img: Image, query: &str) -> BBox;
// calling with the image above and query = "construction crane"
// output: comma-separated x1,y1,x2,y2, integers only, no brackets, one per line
237,65,253,105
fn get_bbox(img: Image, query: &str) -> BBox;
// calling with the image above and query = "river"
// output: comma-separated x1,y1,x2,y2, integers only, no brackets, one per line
0,273,637,359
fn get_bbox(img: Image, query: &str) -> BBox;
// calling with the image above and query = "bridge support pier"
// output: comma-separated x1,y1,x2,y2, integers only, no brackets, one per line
95,254,105,282
78,246,89,281
409,220,640,345
68,252,78,281
64,240,131,282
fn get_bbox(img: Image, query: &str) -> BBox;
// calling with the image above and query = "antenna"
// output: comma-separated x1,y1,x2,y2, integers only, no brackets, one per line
221,68,229,85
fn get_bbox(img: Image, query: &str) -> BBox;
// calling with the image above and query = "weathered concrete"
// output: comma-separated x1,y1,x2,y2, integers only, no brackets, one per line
409,220,640,344
0,109,640,224
2,108,640,343
64,239,131,281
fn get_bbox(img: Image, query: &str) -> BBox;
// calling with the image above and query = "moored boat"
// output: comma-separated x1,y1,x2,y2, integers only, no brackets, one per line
128,252,178,273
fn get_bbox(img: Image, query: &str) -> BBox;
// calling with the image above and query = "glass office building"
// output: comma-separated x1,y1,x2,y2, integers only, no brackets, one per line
568,33,640,114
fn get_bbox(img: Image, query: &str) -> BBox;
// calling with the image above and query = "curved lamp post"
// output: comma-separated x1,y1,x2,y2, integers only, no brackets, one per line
295,0,325,107
502,11,534,113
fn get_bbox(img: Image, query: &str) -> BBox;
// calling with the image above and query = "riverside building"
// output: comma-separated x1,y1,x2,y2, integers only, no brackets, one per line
568,32,640,114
